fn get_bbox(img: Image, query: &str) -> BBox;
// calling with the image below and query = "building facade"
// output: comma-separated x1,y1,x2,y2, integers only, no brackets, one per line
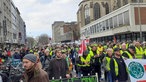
52,21,80,43
78,0,146,42
52,21,65,43
0,0,26,49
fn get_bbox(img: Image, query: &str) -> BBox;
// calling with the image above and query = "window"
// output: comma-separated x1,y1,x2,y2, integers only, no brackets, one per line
103,21,106,31
87,28,90,35
3,3,6,11
113,16,118,28
96,24,99,32
99,22,103,32
109,18,113,29
84,5,90,25
90,26,92,34
0,28,1,35
13,33,17,39
124,11,130,25
105,3,109,14
94,25,96,33
123,0,128,5
106,20,109,30
94,3,101,20
117,0,121,8
118,13,124,26
85,29,87,36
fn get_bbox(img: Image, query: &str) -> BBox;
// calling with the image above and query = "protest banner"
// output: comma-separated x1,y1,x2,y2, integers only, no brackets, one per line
125,59,146,82
50,75,97,82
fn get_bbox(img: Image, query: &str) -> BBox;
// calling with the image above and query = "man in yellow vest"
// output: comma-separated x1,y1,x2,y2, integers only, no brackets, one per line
97,43,104,52
135,42,144,59
110,48,128,82
78,50,91,76
103,48,113,82
120,43,127,54
122,45,136,59
89,44,101,82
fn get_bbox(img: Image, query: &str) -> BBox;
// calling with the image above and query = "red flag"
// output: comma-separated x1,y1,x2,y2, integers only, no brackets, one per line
113,36,117,43
78,40,87,56
85,38,90,44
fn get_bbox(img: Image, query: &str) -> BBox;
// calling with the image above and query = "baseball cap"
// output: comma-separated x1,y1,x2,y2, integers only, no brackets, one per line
114,48,120,52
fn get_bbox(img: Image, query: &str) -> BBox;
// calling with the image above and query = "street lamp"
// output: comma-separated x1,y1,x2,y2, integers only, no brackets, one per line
138,0,142,41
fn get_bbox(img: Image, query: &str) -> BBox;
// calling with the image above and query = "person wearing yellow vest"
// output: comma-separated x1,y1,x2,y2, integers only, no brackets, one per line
103,48,113,82
97,43,104,52
122,45,136,59
78,50,91,76
120,43,127,55
89,44,101,82
135,42,144,59
110,48,128,82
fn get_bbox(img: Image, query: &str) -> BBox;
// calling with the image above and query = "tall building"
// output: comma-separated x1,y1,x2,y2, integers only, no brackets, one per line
52,21,80,43
52,21,65,43
0,0,26,48
78,0,146,42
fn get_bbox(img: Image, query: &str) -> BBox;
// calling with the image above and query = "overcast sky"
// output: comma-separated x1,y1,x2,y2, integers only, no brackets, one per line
12,0,82,38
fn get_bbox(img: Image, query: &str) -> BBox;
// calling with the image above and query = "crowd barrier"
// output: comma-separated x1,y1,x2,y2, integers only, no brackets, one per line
50,75,98,82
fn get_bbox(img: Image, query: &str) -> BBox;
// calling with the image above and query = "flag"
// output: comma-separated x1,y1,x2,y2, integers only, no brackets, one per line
85,38,90,44
113,36,117,43
78,40,87,56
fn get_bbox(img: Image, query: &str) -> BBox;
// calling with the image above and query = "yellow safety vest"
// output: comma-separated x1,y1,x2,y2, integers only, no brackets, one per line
88,46,92,51
113,59,119,76
80,55,91,67
105,57,111,71
120,50,124,55
124,51,133,59
126,43,129,49
97,46,103,52
50,51,53,56
89,50,99,57
135,47,144,59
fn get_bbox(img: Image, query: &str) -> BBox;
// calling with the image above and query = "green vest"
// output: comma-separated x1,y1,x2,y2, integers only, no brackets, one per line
124,51,133,59
135,47,144,59
105,57,111,71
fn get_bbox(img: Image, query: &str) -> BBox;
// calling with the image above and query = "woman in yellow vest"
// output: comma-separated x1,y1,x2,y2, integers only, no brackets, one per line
103,48,113,82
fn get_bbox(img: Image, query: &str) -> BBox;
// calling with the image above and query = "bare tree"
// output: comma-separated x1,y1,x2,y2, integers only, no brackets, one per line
26,37,35,48
38,34,50,46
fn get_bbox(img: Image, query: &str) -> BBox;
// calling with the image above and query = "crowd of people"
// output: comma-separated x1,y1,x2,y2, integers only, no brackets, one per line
0,40,146,82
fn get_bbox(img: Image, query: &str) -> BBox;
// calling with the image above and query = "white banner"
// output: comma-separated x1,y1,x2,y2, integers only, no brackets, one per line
125,59,146,82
